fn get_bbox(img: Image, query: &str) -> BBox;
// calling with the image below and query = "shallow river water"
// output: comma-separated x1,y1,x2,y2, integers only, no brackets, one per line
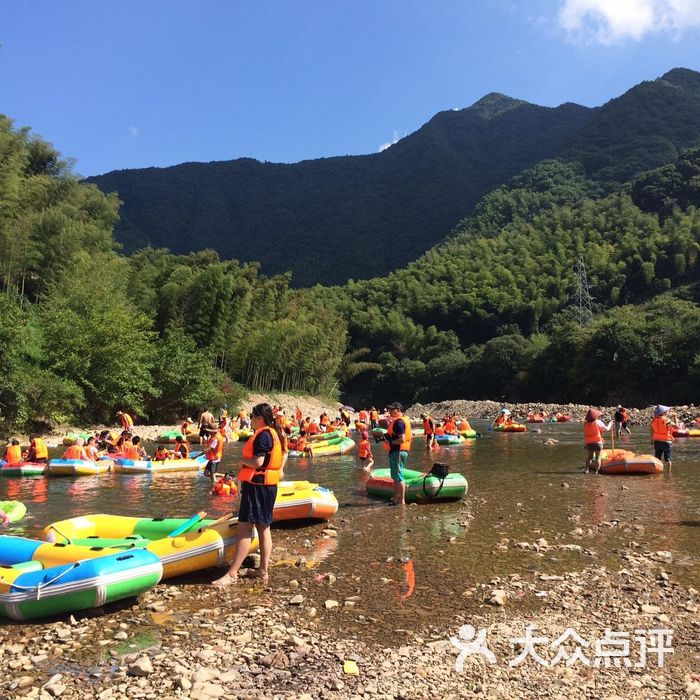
2,421,698,640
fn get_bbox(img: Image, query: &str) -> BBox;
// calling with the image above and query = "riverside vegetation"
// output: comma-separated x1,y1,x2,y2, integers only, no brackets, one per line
2,70,700,436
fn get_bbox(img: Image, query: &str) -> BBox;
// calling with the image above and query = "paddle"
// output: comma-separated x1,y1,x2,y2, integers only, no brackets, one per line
202,512,236,529
167,511,207,537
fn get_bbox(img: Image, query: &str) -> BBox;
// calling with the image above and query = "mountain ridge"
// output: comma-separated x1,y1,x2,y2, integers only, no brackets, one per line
87,68,700,286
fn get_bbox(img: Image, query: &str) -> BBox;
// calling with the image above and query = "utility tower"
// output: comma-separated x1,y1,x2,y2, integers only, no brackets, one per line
573,255,593,326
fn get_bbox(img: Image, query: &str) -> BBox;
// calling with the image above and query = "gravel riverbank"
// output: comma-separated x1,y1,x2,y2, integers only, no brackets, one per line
2,525,697,699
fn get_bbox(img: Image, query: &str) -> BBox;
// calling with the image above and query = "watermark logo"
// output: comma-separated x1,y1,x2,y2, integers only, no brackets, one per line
450,625,673,670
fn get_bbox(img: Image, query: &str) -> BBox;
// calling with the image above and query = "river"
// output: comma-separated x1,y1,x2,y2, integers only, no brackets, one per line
2,421,698,642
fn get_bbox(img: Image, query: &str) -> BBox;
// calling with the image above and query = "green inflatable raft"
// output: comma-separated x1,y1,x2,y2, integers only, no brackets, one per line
0,501,26,523
366,468,468,503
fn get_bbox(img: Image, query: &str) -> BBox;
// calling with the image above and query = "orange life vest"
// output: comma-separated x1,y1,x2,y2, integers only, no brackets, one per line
295,408,302,422
358,440,372,459
384,418,412,452
239,426,283,485
307,422,320,435
435,426,445,435
359,410,368,422
583,420,603,445
175,442,190,458
206,431,225,461
369,410,378,421
84,445,99,462
496,415,506,426
122,444,141,460
31,438,49,460
651,417,673,442
320,415,330,426
423,418,434,435
120,413,134,429
296,436,307,452
64,445,87,460
212,479,238,496
154,449,170,461
4,445,22,465
444,419,457,434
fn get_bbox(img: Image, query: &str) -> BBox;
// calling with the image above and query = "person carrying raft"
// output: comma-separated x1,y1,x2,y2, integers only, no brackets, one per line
583,408,613,474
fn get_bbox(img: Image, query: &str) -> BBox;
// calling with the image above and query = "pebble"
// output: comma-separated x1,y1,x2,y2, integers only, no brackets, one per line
127,656,154,677
325,600,339,609
289,594,305,605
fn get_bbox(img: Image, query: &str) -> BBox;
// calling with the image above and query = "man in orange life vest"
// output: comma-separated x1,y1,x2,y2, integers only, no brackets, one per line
583,408,613,474
383,402,412,505
650,405,678,471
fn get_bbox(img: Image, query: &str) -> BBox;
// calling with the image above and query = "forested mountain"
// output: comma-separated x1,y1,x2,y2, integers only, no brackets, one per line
320,150,700,408
88,68,700,286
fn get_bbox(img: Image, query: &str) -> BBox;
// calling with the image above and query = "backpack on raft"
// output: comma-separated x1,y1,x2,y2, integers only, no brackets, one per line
422,462,450,499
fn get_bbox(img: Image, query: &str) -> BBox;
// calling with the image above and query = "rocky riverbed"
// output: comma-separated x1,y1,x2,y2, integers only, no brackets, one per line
408,400,700,426
2,521,698,700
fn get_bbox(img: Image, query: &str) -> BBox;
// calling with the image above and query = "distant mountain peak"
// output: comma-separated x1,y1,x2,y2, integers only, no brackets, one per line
467,92,529,118
659,67,700,90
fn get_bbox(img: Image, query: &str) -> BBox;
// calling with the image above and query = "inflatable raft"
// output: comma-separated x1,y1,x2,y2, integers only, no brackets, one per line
0,462,47,477
154,430,193,444
48,459,112,476
0,536,162,620
671,427,700,438
366,468,468,503
493,423,527,433
435,433,465,446
0,502,26,523
272,481,338,521
43,514,257,579
527,413,547,423
61,432,92,447
112,453,207,474
308,436,355,457
597,449,663,476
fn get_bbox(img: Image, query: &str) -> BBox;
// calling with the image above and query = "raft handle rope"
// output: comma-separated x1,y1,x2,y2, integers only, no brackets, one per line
47,524,72,545
0,561,80,600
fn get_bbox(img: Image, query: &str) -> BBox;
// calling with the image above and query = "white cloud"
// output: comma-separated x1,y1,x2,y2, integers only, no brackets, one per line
559,0,700,44
129,126,140,137
378,130,402,152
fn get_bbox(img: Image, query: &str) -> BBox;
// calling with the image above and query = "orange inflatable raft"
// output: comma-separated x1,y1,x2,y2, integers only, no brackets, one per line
597,449,663,476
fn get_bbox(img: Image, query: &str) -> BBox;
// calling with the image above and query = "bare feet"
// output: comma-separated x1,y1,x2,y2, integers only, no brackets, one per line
212,573,238,587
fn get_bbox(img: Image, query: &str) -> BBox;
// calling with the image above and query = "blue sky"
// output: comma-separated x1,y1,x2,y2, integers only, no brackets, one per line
2,0,699,176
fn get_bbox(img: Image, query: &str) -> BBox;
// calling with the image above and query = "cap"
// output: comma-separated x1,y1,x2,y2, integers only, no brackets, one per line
585,408,602,421
654,405,670,417
387,402,403,411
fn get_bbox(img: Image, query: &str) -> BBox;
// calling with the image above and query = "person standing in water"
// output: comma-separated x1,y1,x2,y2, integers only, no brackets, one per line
383,402,412,505
650,405,678,472
583,408,613,474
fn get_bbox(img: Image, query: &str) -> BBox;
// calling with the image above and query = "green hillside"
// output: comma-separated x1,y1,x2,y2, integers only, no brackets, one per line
88,69,700,287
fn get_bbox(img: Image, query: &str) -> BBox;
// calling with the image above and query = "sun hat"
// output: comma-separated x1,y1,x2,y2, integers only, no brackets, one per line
501,408,511,415
654,405,670,417
585,408,602,421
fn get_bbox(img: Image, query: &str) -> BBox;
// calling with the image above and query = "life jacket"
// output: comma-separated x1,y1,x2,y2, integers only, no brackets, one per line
435,426,445,436
444,419,457,434
212,479,238,496
383,418,412,452
239,426,282,486
651,417,673,442
496,415,506,426
154,449,170,461
84,445,99,462
456,419,471,431
206,431,225,462
238,410,247,419
295,408,302,422
120,413,134,429
423,418,434,435
63,445,87,460
583,420,603,445
307,422,320,435
359,410,368,422
122,444,142,460
369,410,378,421
31,438,49,460
320,415,330,426
175,442,190,458
4,445,22,465
296,436,307,452
358,440,372,459
355,421,367,431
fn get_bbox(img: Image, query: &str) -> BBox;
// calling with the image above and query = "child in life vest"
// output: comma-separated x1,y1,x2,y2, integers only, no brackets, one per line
358,431,374,471
154,445,171,462
212,472,239,496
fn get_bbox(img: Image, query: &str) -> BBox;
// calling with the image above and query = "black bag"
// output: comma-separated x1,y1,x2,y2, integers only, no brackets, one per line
430,462,450,479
